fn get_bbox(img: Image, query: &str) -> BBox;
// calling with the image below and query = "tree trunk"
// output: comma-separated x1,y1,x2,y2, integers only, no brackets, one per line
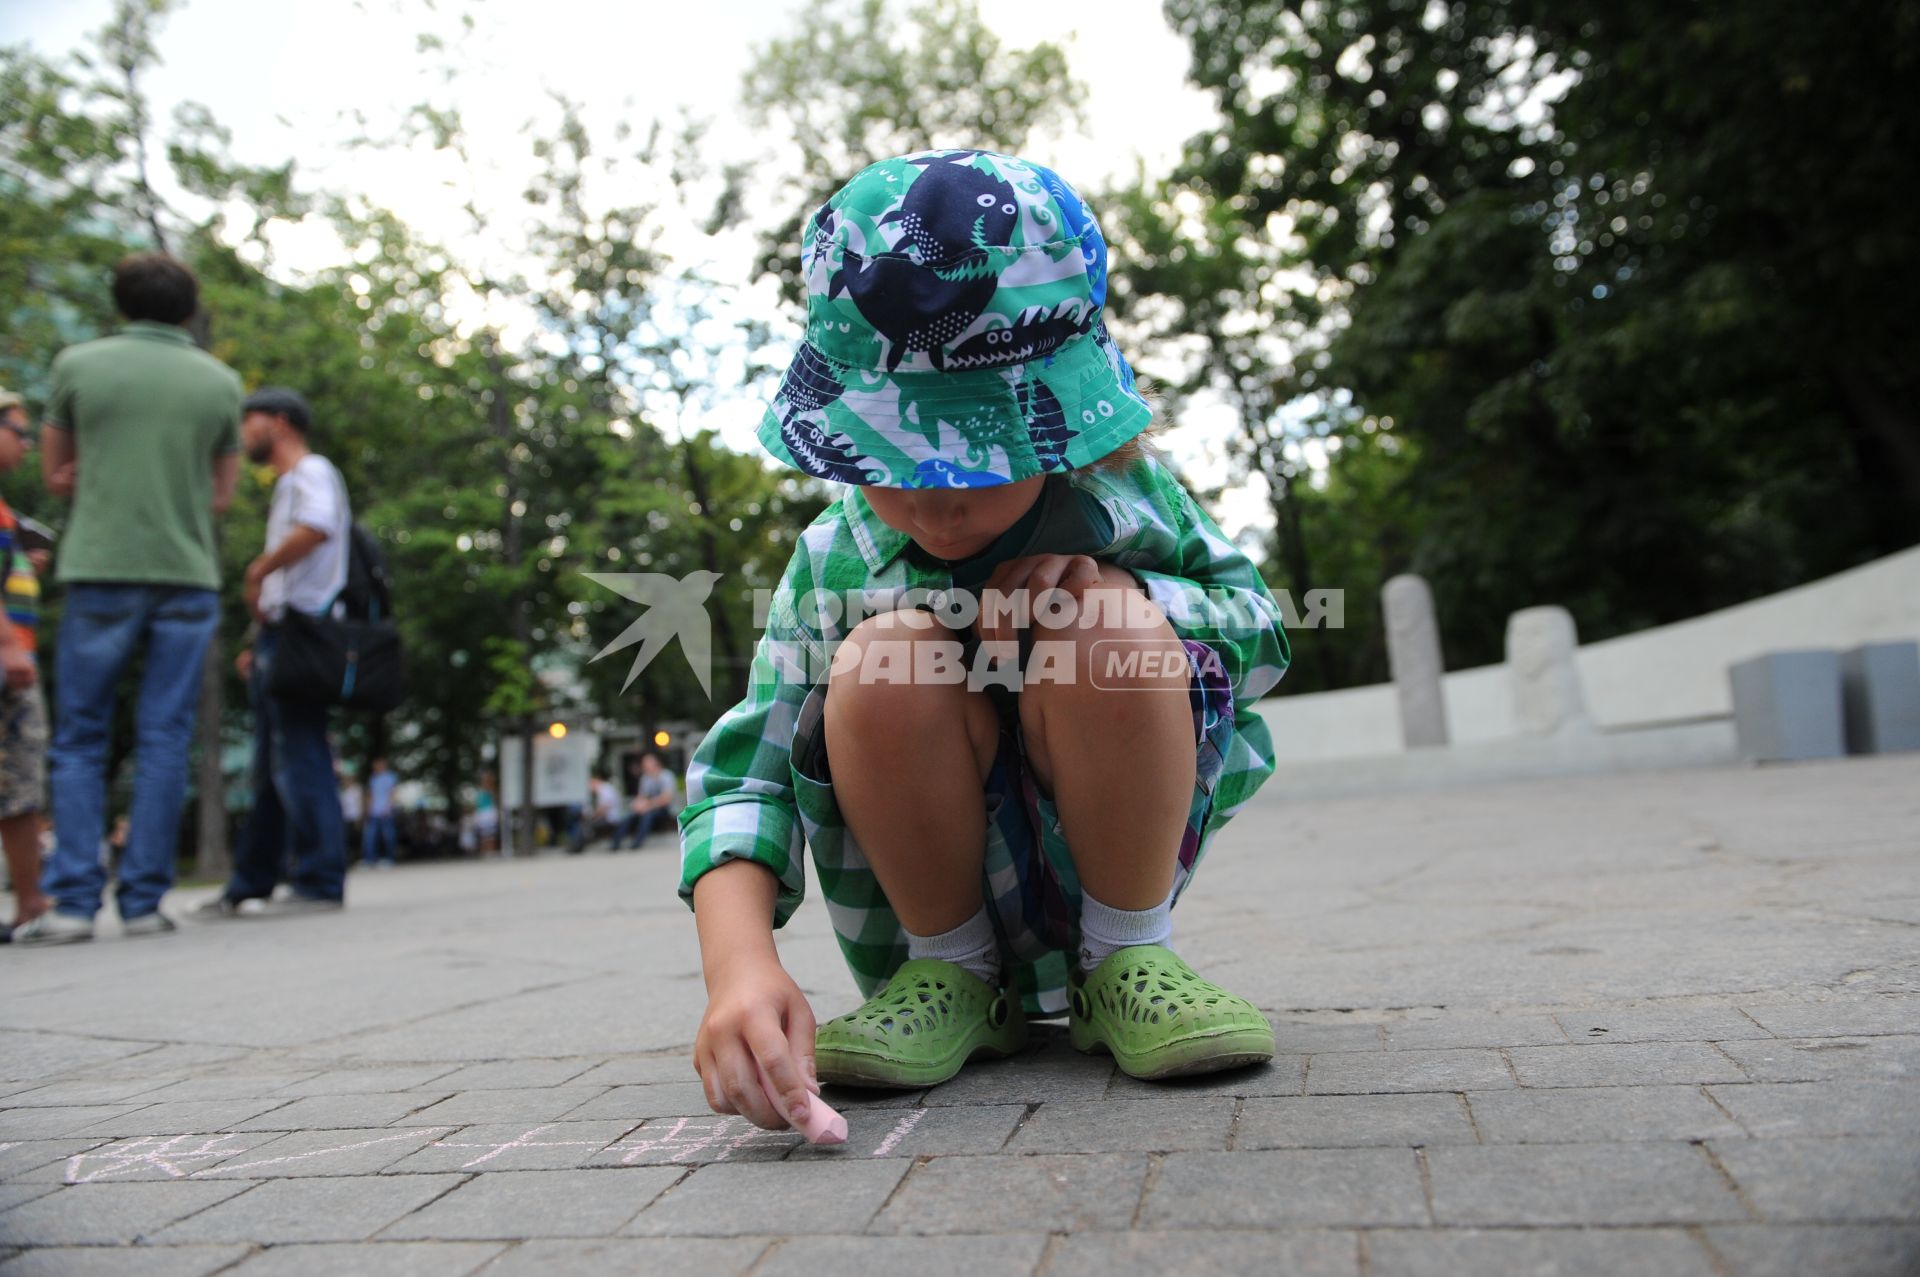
192,641,230,882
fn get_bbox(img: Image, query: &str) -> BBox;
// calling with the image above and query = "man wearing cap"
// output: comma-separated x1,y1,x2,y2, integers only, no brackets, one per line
17,254,242,945
199,388,354,917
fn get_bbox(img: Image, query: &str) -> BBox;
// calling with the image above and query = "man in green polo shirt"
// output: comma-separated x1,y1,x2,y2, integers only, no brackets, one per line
14,253,242,945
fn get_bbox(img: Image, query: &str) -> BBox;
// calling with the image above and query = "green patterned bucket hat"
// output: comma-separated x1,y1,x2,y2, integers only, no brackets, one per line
759,149,1152,489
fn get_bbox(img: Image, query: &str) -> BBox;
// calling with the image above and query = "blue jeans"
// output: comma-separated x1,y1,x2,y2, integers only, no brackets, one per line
362,813,398,865
45,584,220,920
611,808,662,849
226,628,346,903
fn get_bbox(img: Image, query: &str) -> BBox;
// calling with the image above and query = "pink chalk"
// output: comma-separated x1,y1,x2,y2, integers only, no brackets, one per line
757,1064,847,1145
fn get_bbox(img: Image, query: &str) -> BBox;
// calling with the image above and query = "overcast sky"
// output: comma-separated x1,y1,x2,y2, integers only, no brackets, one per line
2,0,1274,532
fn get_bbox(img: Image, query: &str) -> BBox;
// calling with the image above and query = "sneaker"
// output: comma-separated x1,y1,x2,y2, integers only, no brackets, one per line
814,959,1026,1089
11,911,95,946
121,911,178,937
192,896,243,920
249,894,345,916
1068,944,1275,1080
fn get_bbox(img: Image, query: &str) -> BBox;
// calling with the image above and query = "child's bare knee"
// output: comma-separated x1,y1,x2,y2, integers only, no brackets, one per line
826,608,965,724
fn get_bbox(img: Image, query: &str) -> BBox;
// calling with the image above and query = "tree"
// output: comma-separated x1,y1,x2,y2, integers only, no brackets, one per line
742,0,1087,302
1130,0,1920,678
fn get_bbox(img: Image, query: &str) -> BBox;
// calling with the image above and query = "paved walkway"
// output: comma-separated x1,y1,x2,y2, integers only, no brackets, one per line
1,755,1916,1275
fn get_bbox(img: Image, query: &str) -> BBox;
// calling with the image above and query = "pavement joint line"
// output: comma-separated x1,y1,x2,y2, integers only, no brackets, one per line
1030,1231,1067,1277
1688,1223,1740,1277
1127,1150,1164,1229
1413,1147,1436,1226
1705,1040,1757,1081
1224,1096,1245,1151
740,1237,783,1276
1454,1092,1484,1145
863,1152,931,1230
1697,1084,1749,1135
1356,1227,1372,1277
1692,1139,1763,1223
1496,1046,1524,1088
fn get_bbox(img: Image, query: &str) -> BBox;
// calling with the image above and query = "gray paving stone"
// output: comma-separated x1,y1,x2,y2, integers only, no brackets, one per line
1505,1041,1751,1088
0,1187,54,1216
197,1127,454,1178
0,1106,150,1141
1306,1049,1513,1094
1049,1229,1358,1276
153,1173,467,1243
0,1140,109,1182
1706,1081,1920,1138
1556,1004,1773,1045
1741,998,1920,1040
588,1116,800,1167
550,1084,710,1122
758,1232,1050,1276
382,1122,639,1174
628,1160,905,1236
1701,1224,1920,1277
1235,1094,1477,1149
0,1078,178,1107
408,1060,598,1091
50,1132,290,1183
0,1179,253,1244
1427,1143,1748,1226
477,1237,768,1276
920,1046,1113,1106
270,1065,463,1097
1103,1056,1307,1099
1466,1085,1745,1143
231,1092,448,1131
0,1033,157,1084
382,1168,682,1239
222,1241,506,1276
870,1153,1143,1234
1709,1137,1920,1223
1271,1019,1386,1055
787,1104,1024,1160
1140,1149,1427,1228
135,1074,323,1103
1715,1035,1920,1084
1364,1227,1717,1277
74,1099,301,1137
1006,1097,1234,1154
403,1088,609,1127
1382,1013,1567,1051
0,1245,252,1276
565,1057,699,1088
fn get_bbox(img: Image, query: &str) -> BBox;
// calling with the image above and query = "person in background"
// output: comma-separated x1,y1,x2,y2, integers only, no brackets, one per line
0,389,51,943
362,757,399,868
20,255,241,945
611,752,678,850
198,388,352,918
338,765,364,863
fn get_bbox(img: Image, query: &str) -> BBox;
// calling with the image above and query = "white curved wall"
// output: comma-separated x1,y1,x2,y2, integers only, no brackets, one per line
1261,545,1920,762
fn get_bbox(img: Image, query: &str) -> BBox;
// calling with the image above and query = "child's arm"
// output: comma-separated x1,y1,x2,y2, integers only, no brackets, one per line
691,859,819,1132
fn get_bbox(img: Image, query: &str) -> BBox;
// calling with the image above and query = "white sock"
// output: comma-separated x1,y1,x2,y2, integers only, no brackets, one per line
1077,885,1175,972
905,907,1000,986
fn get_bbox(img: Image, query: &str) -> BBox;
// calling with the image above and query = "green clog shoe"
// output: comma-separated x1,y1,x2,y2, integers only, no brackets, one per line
814,959,1027,1089
1069,945,1276,1080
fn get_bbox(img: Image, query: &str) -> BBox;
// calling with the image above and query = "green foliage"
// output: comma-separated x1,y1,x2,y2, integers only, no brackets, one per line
742,0,1087,300
1122,0,1920,684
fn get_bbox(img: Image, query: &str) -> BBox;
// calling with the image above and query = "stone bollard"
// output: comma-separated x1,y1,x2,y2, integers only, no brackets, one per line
1383,574,1449,748
1506,606,1595,737
1728,651,1845,763
1840,641,1920,755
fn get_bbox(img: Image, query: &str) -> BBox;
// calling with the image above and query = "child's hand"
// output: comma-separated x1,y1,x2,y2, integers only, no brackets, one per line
694,954,819,1131
976,554,1144,646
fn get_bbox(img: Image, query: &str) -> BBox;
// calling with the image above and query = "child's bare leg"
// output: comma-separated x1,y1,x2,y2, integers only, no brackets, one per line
2,812,49,925
1019,592,1195,910
824,609,1000,934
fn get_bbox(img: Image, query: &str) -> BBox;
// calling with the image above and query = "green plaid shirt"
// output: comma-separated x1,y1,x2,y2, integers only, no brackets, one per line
677,453,1290,1004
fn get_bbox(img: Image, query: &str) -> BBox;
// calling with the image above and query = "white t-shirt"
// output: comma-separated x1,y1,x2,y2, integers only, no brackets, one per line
261,453,351,621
